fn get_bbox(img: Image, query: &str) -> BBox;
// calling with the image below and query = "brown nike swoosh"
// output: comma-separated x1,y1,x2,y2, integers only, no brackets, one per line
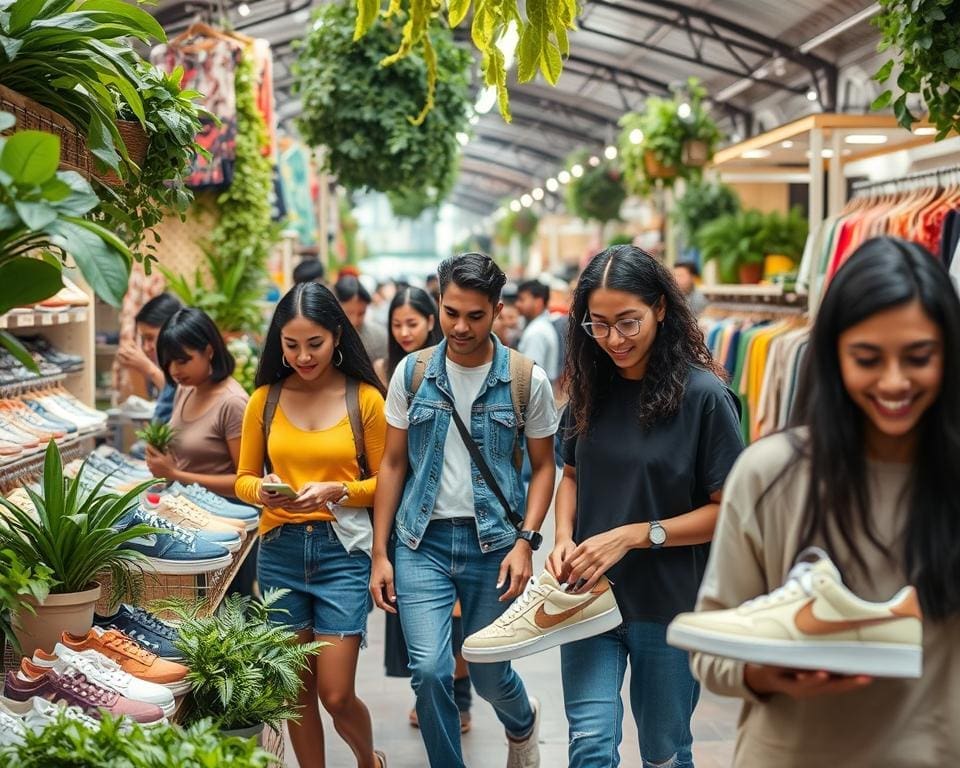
534,593,603,629
793,598,905,636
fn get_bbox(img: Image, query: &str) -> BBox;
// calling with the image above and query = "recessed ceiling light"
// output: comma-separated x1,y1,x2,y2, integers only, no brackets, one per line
781,140,794,148
546,177,559,192
558,170,571,184
806,88,818,101
589,156,600,167
237,2,250,15
604,145,618,160
570,164,584,178
532,187,544,201
913,126,937,135
806,149,835,159
521,194,533,207
741,149,771,159
510,200,522,212
845,134,888,145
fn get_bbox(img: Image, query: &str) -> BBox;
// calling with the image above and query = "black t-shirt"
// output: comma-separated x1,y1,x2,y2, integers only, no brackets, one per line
562,365,744,623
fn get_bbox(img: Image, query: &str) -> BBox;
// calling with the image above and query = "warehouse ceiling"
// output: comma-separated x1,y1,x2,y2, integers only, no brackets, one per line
147,0,885,215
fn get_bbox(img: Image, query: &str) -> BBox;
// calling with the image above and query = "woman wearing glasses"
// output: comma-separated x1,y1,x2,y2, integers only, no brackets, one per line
547,245,743,768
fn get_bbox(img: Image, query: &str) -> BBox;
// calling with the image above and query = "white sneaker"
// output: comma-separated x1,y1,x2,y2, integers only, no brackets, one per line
120,395,156,420
506,696,540,768
10,695,99,731
31,644,175,717
0,697,27,746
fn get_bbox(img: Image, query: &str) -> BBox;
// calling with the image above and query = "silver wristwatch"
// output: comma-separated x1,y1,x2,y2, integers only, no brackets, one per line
648,520,667,549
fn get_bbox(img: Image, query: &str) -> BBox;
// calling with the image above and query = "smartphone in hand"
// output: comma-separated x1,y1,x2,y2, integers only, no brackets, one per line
262,482,298,499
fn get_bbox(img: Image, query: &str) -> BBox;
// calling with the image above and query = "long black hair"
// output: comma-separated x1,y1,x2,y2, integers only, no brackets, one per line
789,236,960,620
156,308,234,386
255,282,386,395
386,287,442,380
566,245,721,435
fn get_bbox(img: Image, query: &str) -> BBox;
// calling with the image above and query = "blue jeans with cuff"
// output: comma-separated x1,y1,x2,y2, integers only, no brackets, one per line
561,621,699,768
395,518,535,768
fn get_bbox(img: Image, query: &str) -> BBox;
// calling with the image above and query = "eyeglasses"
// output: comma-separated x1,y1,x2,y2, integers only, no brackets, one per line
580,313,644,339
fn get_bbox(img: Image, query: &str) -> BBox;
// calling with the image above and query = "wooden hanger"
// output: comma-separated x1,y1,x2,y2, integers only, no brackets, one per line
169,21,243,52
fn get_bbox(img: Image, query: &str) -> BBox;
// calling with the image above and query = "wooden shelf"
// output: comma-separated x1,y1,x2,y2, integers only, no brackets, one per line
0,308,89,330
0,427,107,478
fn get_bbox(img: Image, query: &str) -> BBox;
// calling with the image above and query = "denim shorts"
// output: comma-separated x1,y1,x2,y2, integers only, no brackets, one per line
257,521,372,643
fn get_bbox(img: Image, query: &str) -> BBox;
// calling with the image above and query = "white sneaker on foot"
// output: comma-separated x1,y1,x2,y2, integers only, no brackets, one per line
506,696,540,768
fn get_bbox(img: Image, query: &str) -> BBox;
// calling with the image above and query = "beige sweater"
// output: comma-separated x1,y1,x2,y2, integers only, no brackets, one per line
692,430,960,768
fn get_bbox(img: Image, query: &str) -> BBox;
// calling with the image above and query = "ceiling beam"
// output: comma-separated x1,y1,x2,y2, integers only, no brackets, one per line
468,131,567,163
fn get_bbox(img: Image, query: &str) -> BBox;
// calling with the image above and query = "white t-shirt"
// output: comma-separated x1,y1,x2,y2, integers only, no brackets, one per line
385,354,559,520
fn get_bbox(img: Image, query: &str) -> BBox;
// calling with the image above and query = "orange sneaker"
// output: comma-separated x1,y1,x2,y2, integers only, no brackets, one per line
60,628,190,694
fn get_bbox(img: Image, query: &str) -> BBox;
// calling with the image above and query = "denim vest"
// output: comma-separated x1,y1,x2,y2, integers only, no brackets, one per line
395,337,524,553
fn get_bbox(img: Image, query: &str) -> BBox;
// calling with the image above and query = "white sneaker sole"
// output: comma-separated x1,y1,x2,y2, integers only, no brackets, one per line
666,623,922,678
138,554,234,575
163,678,191,696
462,604,623,663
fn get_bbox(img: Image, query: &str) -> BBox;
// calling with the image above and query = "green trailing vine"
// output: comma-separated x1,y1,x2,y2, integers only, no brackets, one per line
353,0,577,123
872,0,960,137
295,1,470,206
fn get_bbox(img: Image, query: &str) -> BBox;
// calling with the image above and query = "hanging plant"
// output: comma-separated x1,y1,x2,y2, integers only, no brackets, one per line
352,0,577,123
872,0,960,138
671,179,740,250
618,78,721,195
496,207,539,249
565,153,626,223
294,1,471,205
387,188,442,219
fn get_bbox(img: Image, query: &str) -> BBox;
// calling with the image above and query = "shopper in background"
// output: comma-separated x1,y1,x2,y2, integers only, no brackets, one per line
293,257,326,286
673,261,709,317
117,292,182,423
425,273,441,306
493,283,521,348
371,253,558,768
149,308,248,498
334,274,389,365
516,279,560,383
550,245,743,768
692,237,960,767
375,286,442,384
235,282,387,768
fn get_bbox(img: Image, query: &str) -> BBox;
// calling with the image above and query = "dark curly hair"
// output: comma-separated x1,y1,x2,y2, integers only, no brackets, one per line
566,245,722,436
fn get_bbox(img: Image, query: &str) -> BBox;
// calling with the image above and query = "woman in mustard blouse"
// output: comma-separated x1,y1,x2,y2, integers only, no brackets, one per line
236,282,387,768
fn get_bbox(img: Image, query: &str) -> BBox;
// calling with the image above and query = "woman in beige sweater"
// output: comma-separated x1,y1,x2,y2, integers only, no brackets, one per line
693,237,960,767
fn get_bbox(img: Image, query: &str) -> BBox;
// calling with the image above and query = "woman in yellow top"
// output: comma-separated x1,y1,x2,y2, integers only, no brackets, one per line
236,282,387,768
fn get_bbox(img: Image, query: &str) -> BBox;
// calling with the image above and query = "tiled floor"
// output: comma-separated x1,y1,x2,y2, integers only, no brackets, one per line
283,514,739,767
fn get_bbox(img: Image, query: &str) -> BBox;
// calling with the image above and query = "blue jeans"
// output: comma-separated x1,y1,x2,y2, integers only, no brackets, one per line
561,622,699,768
395,519,535,768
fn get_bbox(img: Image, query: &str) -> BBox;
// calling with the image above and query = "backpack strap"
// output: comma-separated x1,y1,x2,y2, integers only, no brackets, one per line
345,378,369,479
406,345,438,405
507,349,535,472
261,381,283,475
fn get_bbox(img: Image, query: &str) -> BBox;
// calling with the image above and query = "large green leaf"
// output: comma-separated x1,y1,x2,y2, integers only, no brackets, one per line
13,199,57,230
50,170,99,215
7,0,46,33
0,258,62,314
42,218,129,306
0,330,37,371
79,0,166,40
0,130,59,185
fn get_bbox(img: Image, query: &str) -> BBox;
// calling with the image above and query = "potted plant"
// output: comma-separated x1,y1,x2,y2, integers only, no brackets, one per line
155,589,325,739
671,179,741,252
295,1,471,207
565,154,627,223
872,0,960,138
618,78,722,195
0,713,277,766
135,422,179,453
0,549,53,655
696,209,768,284
0,112,132,369
758,207,808,278
0,442,159,655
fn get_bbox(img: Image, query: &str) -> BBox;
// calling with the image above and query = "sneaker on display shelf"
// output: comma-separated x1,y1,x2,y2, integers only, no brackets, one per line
114,507,236,572
119,395,156,420
94,604,184,662
3,694,100,732
462,572,623,663
166,481,259,528
666,547,923,678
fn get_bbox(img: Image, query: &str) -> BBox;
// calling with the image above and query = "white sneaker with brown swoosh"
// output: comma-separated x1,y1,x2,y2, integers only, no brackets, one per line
667,547,922,678
462,571,622,663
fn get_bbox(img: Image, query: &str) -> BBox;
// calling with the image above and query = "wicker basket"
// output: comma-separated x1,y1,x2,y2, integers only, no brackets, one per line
0,84,148,186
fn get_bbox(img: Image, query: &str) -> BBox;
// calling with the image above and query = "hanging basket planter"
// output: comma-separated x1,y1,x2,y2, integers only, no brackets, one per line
643,150,678,180
681,139,710,167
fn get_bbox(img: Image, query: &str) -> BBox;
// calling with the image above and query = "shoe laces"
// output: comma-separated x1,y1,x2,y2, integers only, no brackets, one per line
164,496,208,524
104,631,155,662
140,511,198,548
184,484,222,505
743,561,818,610
68,654,129,689
59,670,116,705
497,579,551,626
127,606,176,639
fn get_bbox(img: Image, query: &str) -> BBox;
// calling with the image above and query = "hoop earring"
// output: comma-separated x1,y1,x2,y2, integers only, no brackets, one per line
281,356,292,368
334,347,344,367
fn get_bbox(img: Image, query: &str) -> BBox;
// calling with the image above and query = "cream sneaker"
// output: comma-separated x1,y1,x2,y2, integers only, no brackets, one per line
462,571,622,663
506,696,540,768
156,495,248,535
667,548,923,678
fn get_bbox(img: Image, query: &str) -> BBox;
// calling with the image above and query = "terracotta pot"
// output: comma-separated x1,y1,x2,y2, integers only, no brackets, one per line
643,150,677,180
13,582,101,656
681,139,710,167
738,262,764,285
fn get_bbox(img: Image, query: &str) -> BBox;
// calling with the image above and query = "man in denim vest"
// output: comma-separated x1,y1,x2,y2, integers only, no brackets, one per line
372,253,559,768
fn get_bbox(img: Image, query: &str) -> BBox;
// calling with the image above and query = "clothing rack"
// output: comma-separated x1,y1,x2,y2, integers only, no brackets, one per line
851,165,960,195
704,301,807,317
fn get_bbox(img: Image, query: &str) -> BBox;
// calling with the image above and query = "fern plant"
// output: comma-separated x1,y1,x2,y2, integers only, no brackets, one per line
135,421,179,453
154,589,326,732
